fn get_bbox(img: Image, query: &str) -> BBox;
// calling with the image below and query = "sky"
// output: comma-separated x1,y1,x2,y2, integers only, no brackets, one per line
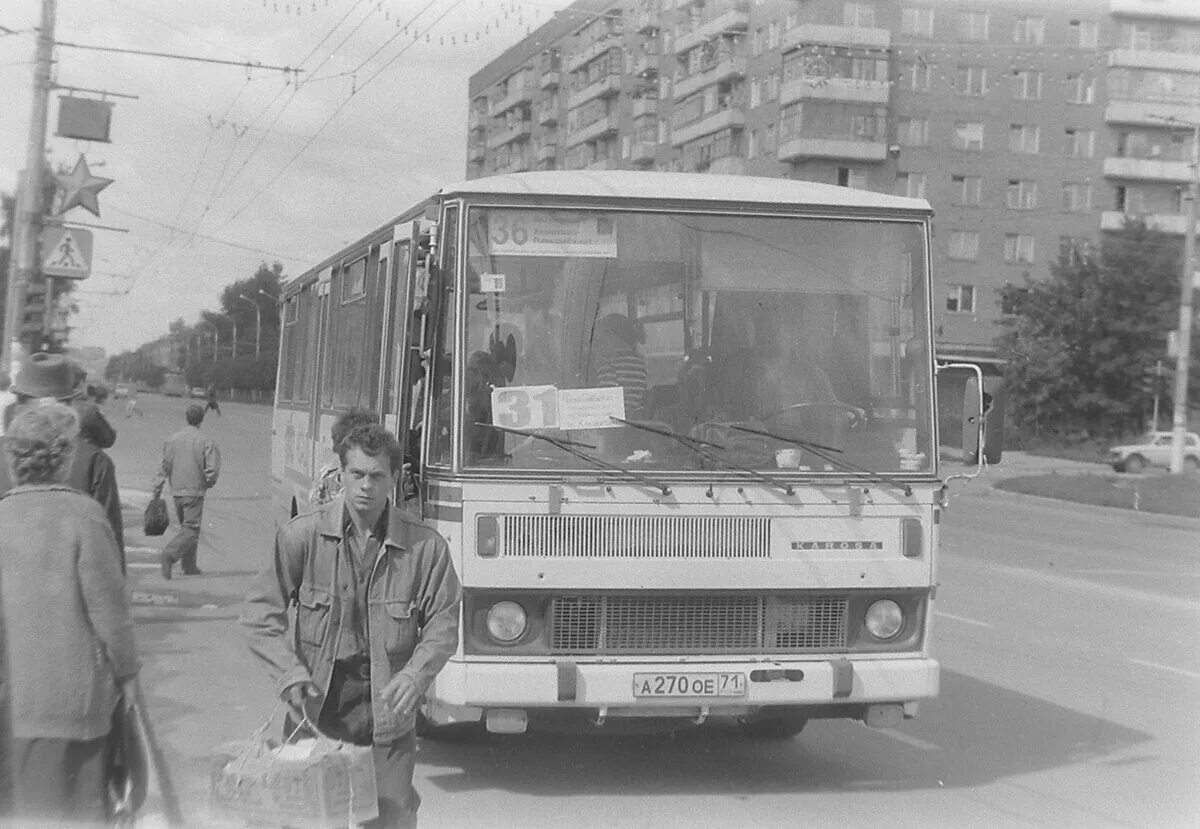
0,0,577,355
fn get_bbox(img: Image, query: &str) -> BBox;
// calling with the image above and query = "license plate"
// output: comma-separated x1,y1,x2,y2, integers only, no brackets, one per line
632,672,747,698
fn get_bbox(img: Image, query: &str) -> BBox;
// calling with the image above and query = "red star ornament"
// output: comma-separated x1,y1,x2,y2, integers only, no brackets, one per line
55,155,113,217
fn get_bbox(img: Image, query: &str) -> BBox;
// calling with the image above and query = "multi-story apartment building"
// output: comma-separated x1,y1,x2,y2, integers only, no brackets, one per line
467,0,1200,363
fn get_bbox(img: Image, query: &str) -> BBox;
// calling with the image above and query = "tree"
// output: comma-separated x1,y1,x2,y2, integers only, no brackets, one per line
996,219,1199,438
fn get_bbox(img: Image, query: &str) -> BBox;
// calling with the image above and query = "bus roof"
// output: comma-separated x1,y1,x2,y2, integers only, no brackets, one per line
439,170,932,214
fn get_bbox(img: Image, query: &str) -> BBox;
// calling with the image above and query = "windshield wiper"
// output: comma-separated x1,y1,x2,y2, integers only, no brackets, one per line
478,422,672,496
612,417,794,496
728,424,913,497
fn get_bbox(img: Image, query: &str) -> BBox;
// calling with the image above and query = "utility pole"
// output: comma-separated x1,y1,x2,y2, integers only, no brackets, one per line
1169,122,1198,474
3,0,57,373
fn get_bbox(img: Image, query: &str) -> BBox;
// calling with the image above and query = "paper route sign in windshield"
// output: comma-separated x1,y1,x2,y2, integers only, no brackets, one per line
487,211,618,258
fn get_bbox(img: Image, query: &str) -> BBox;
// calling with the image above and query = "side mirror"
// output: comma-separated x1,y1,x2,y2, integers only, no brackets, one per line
937,362,1004,482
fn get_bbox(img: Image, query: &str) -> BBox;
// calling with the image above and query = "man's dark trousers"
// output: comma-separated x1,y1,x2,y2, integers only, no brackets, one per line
163,495,204,573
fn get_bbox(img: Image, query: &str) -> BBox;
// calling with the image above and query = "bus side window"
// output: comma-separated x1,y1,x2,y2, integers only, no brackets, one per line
427,205,459,467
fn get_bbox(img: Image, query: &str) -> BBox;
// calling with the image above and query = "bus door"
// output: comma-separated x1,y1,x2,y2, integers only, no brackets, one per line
308,268,334,484
384,219,429,506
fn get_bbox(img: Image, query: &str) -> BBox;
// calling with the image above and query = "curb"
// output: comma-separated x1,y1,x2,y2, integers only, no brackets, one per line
984,483,1200,530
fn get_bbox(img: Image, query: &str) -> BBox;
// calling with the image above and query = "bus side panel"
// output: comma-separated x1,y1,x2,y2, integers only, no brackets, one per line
272,403,316,519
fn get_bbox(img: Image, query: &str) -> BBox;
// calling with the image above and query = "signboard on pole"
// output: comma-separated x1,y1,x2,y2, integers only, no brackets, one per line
41,226,93,279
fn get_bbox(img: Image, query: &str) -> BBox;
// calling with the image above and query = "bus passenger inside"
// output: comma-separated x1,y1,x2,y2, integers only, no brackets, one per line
589,313,648,419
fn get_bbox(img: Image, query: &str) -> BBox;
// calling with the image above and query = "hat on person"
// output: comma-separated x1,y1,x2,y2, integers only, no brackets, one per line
11,352,80,400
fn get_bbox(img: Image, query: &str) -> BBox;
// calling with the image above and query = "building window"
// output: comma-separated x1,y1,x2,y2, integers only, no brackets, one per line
901,61,931,92
1003,233,1035,264
1013,16,1045,45
901,8,934,38
1007,179,1038,209
766,71,780,101
1068,20,1099,49
765,122,777,153
957,12,989,42
748,129,759,159
1061,183,1092,212
952,174,982,205
768,21,781,50
1063,128,1095,158
1011,70,1042,100
1002,286,1030,315
1066,73,1095,104
780,102,803,140
953,121,984,151
1059,236,1091,265
843,3,876,28
946,284,976,313
837,167,868,189
1009,124,1040,154
896,172,927,198
947,232,980,261
752,27,766,57
849,112,885,141
750,77,762,108
955,65,987,96
898,117,929,147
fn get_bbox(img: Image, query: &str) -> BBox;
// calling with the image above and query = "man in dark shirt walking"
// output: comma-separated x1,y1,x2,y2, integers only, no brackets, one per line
153,404,220,579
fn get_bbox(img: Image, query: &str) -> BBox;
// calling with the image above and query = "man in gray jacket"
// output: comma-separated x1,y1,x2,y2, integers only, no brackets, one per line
153,403,220,579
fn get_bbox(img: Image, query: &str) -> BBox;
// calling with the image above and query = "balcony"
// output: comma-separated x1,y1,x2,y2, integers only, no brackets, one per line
1109,49,1200,73
671,108,744,146
783,24,891,52
468,143,486,163
489,83,534,118
539,71,561,90
565,35,620,73
536,143,558,163
780,76,890,106
634,10,659,34
496,155,530,174
777,135,887,162
587,158,619,171
674,3,751,54
1105,99,1200,127
631,97,658,118
486,121,532,150
1103,156,1192,183
632,53,660,77
568,74,622,109
1101,211,1200,235
468,109,488,133
674,55,747,100
537,104,559,126
1109,0,1200,21
629,141,657,164
565,114,619,147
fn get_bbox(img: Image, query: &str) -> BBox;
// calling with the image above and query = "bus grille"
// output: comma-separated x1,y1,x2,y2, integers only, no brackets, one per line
550,594,849,654
501,515,770,559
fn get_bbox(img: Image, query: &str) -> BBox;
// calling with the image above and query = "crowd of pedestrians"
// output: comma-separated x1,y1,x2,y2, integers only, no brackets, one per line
0,356,460,828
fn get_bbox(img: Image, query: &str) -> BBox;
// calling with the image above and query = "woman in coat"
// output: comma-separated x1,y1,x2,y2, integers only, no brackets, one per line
0,401,139,824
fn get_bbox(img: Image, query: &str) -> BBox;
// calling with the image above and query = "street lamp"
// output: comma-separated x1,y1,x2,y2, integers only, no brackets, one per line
1148,113,1198,474
205,311,238,360
237,293,262,358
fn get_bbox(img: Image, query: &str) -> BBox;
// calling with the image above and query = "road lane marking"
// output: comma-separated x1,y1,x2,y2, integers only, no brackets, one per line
875,728,941,751
934,611,992,629
1127,658,1200,680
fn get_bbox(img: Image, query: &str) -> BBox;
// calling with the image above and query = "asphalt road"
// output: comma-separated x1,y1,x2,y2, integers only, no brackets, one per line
103,392,1200,828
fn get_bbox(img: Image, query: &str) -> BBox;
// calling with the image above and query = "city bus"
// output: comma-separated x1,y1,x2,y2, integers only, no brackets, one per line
270,170,992,739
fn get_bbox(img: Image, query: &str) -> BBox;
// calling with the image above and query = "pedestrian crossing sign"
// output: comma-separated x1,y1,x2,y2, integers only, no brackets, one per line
41,226,93,279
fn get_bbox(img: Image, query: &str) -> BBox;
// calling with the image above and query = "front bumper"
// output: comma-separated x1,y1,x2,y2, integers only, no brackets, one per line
429,656,939,716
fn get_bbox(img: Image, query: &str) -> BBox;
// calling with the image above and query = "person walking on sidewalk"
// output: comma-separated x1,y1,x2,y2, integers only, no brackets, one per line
0,354,126,570
241,423,460,829
153,403,220,579
205,384,221,417
0,401,139,824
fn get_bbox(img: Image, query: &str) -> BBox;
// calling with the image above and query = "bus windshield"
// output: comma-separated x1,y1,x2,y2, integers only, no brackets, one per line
459,206,932,476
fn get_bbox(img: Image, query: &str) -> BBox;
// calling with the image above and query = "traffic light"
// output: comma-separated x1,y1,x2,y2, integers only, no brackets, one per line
19,280,48,351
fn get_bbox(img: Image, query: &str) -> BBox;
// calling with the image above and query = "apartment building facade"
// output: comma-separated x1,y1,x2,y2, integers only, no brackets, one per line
466,0,1200,362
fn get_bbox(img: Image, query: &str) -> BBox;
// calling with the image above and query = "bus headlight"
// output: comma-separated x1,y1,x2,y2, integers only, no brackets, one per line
485,601,528,644
864,600,904,640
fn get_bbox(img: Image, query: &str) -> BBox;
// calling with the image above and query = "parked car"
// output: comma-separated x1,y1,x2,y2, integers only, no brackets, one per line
1109,431,1200,473
113,383,130,399
190,386,207,398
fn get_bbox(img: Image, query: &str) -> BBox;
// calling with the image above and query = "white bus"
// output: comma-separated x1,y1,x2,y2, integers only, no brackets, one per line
271,170,992,738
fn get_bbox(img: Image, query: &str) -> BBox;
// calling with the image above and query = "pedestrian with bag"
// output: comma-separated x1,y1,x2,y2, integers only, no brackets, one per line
0,353,126,569
241,422,460,829
153,403,220,579
0,401,140,824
